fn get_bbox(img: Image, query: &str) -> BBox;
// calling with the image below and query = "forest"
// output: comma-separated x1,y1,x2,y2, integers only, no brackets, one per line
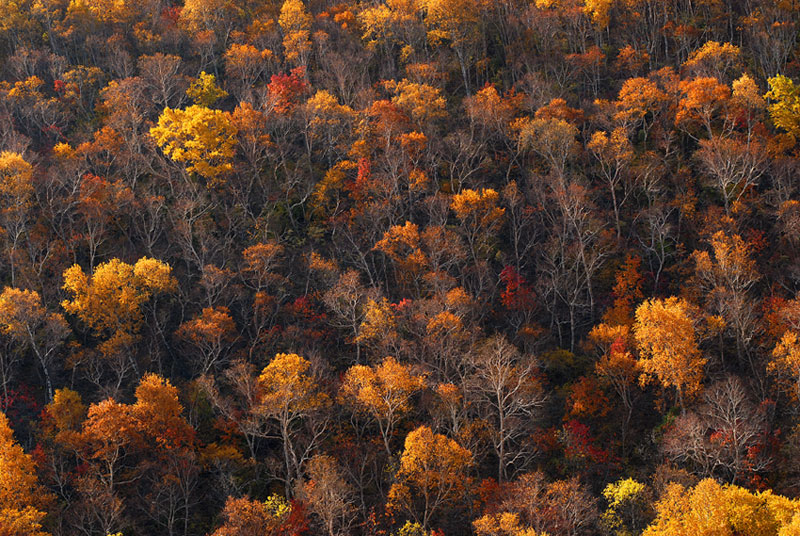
2,0,800,534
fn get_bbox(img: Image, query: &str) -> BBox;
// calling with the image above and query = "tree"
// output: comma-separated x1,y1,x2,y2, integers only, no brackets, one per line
61,257,177,366
601,478,650,536
676,77,731,139
612,77,668,142
75,173,134,271
769,331,800,402
279,0,312,66
473,511,544,536
450,188,506,262
322,269,376,363
692,231,760,367
224,43,274,102
257,353,330,493
642,478,800,536
765,74,800,145
587,127,633,238
421,0,483,93
0,287,69,400
340,356,426,456
61,374,194,536
186,71,228,107
150,105,238,187
297,454,356,536
176,306,237,376
515,117,578,182
373,222,428,296
633,297,706,411
383,79,447,128
466,335,545,481
0,411,52,536
210,494,308,536
593,328,638,455
695,136,767,215
387,425,473,528
0,152,34,286
662,376,770,484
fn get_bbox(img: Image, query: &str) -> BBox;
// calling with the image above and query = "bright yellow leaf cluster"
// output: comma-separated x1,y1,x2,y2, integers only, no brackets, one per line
643,478,800,536
257,353,329,416
766,74,800,144
279,0,312,65
150,105,238,187
383,79,447,125
187,71,228,107
61,257,177,356
0,411,52,536
633,297,705,404
341,356,426,419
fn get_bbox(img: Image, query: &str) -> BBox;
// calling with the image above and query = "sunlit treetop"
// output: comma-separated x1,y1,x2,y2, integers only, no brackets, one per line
150,105,238,187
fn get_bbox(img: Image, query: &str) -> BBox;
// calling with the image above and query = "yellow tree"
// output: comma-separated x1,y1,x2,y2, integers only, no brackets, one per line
387,425,473,528
383,78,447,129
692,231,760,366
473,511,543,536
765,74,800,145
769,331,800,402
186,71,228,107
633,297,706,411
0,287,69,400
257,353,330,493
601,478,649,536
0,152,34,286
420,0,482,93
61,257,177,361
150,105,238,188
515,116,578,182
373,222,429,295
643,478,800,536
340,356,426,455
450,188,506,261
0,411,52,536
279,0,312,66
587,127,633,238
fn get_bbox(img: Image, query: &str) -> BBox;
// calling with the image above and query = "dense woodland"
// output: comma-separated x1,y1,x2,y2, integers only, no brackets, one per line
5,0,800,535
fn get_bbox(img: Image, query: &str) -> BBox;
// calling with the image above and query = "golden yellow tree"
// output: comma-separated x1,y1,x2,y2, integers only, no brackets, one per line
643,478,800,536
473,511,543,536
0,287,69,400
420,0,482,93
0,411,52,536
61,257,177,358
765,74,800,145
769,331,800,402
257,353,330,492
279,0,312,66
450,188,506,261
383,78,447,127
0,151,34,285
387,425,472,528
186,71,228,107
150,105,238,187
633,297,706,411
340,356,426,455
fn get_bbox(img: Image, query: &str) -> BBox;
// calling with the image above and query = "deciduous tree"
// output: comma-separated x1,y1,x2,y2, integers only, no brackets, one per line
633,297,705,411
387,425,473,528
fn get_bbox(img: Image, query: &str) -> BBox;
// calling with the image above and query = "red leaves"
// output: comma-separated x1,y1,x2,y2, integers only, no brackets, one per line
499,265,536,311
267,66,309,115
